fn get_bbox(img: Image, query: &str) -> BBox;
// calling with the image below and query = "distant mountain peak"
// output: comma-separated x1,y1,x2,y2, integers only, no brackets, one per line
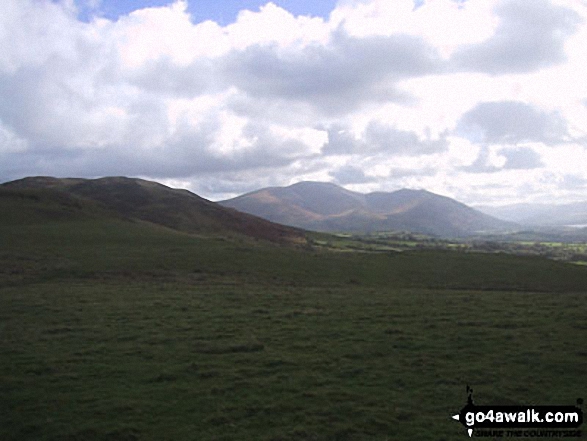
221,182,516,237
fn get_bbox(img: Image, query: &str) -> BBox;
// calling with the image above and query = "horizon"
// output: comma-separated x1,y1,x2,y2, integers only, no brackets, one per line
4,174,585,209
1,0,586,205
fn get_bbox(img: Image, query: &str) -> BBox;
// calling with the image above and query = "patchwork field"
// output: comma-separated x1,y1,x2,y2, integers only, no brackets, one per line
1,217,586,440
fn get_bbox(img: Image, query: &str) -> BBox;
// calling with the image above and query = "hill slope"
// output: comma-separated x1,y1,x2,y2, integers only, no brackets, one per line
1,176,306,244
220,181,515,237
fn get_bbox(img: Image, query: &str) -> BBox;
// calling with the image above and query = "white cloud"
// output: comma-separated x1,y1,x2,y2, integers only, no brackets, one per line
332,0,499,56
0,0,586,205
451,0,582,74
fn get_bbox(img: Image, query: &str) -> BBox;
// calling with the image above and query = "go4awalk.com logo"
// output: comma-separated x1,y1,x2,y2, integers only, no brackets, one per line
452,386,583,438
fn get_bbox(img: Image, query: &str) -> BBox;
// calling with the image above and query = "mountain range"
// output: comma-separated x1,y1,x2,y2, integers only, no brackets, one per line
475,201,587,227
220,181,515,237
1,176,306,244
3,177,542,238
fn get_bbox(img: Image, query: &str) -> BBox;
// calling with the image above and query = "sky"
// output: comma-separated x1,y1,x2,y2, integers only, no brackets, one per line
71,0,339,26
1,0,587,205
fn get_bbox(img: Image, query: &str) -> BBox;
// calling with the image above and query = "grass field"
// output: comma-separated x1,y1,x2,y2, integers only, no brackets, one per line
1,217,587,440
307,231,587,265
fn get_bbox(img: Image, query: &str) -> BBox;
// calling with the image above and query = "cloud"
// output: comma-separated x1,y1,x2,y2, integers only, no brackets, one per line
329,165,372,184
460,145,543,173
0,113,318,182
322,121,448,156
460,146,502,173
0,0,586,206
500,147,543,169
125,57,217,98
363,121,448,155
559,173,587,190
455,101,568,145
0,122,27,154
0,62,171,150
320,125,361,155
452,0,582,74
221,28,443,115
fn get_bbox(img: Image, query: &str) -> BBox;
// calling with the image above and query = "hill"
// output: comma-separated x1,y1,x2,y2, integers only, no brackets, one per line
3,178,587,441
0,176,306,244
220,181,515,237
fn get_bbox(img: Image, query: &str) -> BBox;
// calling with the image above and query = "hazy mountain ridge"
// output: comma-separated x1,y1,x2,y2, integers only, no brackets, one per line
1,176,307,244
221,181,516,237
475,201,587,227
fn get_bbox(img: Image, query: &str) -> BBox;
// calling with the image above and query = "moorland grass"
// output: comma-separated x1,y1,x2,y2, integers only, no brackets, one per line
1,218,586,440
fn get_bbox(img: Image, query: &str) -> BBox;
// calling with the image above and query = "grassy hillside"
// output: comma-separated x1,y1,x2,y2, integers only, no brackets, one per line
1,189,586,440
2,210,586,292
2,177,306,244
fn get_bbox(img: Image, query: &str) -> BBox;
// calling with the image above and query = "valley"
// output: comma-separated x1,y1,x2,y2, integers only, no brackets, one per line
308,231,587,265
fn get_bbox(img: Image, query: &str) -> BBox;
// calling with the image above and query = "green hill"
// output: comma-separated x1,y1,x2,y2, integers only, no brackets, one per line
1,176,587,441
1,176,307,244
1,177,586,291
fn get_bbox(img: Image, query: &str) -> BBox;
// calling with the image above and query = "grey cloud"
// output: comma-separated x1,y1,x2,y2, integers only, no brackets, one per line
560,174,587,190
0,66,65,146
460,146,501,173
227,93,319,127
452,0,582,74
240,121,309,159
500,147,543,169
329,165,372,185
126,57,217,98
322,122,448,156
363,121,448,155
0,133,208,183
0,41,317,184
222,28,442,115
387,166,437,178
460,145,543,173
321,125,361,155
0,143,272,183
365,122,421,153
0,118,313,183
456,101,568,145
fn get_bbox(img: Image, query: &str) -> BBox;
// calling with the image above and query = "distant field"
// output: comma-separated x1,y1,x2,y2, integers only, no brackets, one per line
1,219,587,440
308,231,587,265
